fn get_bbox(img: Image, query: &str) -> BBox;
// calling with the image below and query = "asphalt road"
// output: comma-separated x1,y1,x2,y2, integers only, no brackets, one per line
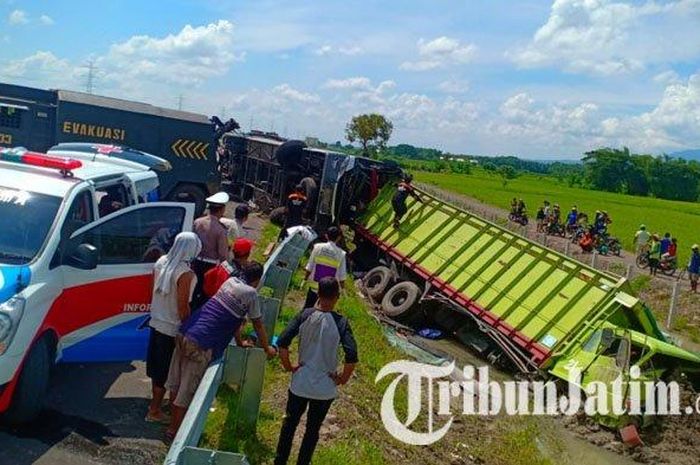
0,362,169,465
0,208,267,465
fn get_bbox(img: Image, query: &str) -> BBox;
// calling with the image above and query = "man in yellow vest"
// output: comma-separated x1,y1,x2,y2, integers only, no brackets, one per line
303,227,347,309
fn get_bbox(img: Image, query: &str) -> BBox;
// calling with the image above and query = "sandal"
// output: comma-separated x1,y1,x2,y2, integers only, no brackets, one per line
145,411,171,424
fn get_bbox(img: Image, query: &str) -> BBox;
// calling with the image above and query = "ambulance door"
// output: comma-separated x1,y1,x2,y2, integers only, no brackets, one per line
57,202,194,362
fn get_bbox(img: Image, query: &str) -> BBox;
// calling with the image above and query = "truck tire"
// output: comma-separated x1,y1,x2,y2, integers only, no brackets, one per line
382,281,424,327
3,337,51,424
363,266,393,301
168,184,207,217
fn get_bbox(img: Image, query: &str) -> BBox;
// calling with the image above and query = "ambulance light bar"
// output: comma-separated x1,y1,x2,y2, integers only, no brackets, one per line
0,147,82,174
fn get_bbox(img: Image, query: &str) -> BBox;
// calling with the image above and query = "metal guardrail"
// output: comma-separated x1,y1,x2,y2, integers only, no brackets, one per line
164,227,315,465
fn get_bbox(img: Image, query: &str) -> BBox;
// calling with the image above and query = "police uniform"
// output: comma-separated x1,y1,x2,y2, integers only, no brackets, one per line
192,192,229,308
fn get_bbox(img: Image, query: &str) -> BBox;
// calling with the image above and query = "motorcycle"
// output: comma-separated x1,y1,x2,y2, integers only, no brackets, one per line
636,252,677,276
547,221,566,237
509,212,529,226
597,234,622,256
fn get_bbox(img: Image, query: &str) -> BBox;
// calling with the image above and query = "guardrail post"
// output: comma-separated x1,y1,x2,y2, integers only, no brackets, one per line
223,346,267,429
542,234,547,246
590,252,597,268
626,264,633,280
564,241,570,256
667,281,680,329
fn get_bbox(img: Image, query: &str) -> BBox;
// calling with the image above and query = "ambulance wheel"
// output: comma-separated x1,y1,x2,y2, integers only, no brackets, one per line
382,281,424,327
169,184,207,217
363,266,393,300
3,337,51,424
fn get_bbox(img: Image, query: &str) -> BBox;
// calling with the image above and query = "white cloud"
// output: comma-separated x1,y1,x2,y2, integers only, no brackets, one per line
101,20,242,86
400,36,476,71
314,44,364,56
600,72,700,151
8,9,28,25
324,77,372,90
271,84,320,103
3,51,80,88
510,0,700,76
488,92,602,153
39,14,54,26
653,70,681,85
438,78,470,94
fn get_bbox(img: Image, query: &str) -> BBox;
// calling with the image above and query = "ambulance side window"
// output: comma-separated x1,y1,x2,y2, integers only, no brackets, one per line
69,206,186,264
63,190,95,236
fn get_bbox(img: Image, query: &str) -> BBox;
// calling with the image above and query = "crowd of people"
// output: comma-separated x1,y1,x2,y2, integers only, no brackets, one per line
144,192,358,465
634,226,699,291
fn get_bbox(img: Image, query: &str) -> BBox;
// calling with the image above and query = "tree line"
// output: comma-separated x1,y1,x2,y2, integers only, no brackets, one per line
333,113,700,203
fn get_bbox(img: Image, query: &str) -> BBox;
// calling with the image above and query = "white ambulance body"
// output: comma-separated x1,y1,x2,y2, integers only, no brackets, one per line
0,145,194,423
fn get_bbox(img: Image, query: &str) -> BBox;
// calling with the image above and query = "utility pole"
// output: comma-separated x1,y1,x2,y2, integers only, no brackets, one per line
84,60,97,94
220,106,227,119
177,94,184,111
249,115,254,131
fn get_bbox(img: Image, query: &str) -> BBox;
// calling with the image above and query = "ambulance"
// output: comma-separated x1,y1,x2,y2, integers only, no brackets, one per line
0,143,195,423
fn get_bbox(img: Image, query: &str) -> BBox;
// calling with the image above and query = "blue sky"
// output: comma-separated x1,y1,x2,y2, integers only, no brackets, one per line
1,0,699,158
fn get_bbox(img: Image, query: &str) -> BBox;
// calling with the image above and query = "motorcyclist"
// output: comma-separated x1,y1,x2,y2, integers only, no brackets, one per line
510,198,518,215
536,206,546,232
566,207,578,231
634,224,650,255
688,245,700,293
661,237,678,268
516,198,526,216
548,204,561,233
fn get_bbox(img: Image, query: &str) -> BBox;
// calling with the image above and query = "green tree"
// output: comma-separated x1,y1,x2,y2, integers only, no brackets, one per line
498,165,518,187
345,113,394,158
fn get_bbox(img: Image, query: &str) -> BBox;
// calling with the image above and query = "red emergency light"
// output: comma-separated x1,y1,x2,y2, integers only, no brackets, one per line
0,148,82,175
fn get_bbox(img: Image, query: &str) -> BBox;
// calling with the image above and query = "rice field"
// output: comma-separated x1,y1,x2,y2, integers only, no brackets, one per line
415,169,700,264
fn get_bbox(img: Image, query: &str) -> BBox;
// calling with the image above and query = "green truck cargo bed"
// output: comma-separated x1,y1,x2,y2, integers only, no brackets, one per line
357,185,634,366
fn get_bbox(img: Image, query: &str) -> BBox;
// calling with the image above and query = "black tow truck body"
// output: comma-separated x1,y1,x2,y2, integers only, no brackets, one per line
0,82,218,214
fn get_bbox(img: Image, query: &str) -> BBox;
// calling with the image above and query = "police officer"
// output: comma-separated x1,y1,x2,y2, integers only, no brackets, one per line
191,192,229,308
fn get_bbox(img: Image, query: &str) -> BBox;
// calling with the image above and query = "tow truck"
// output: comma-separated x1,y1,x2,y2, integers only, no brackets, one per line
0,144,194,424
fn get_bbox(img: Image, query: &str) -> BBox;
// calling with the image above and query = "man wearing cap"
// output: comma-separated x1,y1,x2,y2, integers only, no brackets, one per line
203,238,254,298
634,225,650,255
303,226,347,309
688,245,700,293
192,192,230,308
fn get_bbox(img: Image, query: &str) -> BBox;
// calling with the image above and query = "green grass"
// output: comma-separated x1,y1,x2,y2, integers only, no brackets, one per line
416,169,700,264
201,220,556,465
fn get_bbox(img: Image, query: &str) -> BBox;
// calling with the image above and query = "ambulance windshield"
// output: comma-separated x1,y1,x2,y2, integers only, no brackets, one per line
0,186,61,265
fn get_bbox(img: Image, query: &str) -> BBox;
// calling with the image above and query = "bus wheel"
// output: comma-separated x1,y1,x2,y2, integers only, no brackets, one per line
3,337,51,425
382,281,424,327
363,266,393,301
168,184,207,217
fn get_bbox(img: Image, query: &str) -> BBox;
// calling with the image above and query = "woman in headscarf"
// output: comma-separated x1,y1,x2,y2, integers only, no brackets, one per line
146,232,201,423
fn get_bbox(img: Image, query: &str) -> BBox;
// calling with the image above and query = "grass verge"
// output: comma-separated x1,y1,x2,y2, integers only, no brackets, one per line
201,220,560,465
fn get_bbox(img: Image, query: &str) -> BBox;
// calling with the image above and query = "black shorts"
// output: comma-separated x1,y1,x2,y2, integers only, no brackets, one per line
146,328,175,388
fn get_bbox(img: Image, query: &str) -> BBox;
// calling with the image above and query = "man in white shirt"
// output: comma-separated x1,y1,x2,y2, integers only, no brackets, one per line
634,224,651,255
303,226,347,309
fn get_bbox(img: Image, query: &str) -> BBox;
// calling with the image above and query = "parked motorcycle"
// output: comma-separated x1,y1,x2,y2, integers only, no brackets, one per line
636,252,677,276
509,212,529,226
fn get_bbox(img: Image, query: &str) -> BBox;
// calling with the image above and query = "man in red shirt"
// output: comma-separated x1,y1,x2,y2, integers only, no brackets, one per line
203,238,255,298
